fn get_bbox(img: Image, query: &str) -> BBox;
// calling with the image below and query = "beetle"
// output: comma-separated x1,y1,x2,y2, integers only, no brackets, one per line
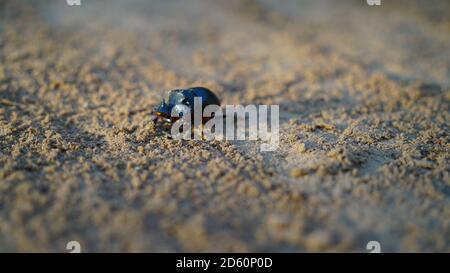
153,87,221,125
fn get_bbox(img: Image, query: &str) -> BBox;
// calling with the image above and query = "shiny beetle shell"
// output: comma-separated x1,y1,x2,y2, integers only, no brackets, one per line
154,87,221,124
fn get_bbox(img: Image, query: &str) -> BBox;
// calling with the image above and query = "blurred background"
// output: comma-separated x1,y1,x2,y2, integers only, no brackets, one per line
0,0,449,252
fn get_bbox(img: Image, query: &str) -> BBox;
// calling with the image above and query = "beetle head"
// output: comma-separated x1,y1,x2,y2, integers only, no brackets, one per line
154,99,171,119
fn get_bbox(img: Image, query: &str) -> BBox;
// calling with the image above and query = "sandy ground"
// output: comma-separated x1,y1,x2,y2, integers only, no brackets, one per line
0,0,449,252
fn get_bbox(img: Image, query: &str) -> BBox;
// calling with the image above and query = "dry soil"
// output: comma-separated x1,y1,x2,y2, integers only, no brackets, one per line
0,0,449,252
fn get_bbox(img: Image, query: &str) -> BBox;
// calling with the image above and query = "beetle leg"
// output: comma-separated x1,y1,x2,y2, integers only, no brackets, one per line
148,110,161,126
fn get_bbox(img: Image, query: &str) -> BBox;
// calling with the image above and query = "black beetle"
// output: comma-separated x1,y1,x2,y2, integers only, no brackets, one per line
153,87,221,125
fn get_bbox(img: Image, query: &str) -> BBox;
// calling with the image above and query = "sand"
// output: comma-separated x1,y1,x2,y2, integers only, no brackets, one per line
0,0,449,252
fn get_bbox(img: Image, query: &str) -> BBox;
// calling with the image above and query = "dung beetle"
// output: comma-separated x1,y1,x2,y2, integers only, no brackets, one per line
153,87,221,125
